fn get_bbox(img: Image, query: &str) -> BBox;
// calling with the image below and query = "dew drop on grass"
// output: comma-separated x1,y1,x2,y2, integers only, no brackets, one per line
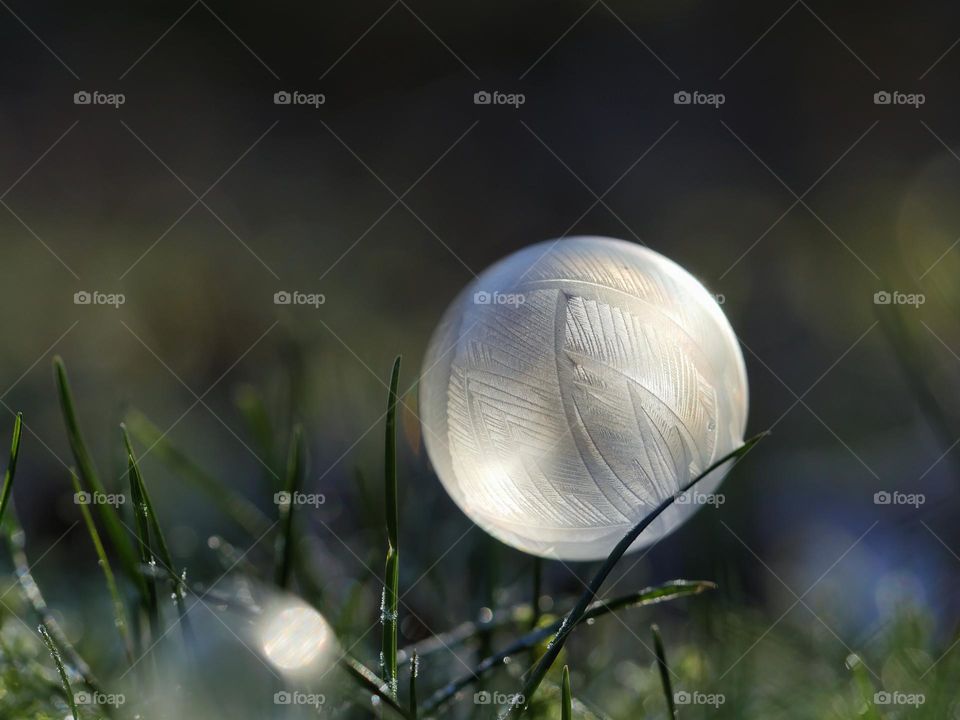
379,589,397,623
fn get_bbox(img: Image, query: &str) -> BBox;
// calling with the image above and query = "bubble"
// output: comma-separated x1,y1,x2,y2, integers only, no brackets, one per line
420,237,748,560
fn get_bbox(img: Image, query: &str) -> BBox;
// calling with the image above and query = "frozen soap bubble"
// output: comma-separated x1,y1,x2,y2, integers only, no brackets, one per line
419,237,748,560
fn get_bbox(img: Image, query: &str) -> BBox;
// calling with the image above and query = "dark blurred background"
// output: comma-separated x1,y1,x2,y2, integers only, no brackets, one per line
3,0,960,711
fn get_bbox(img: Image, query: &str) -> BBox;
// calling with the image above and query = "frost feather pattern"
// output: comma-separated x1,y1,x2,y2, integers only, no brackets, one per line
420,237,748,561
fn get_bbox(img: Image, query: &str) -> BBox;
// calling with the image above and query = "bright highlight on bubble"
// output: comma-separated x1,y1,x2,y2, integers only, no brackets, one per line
261,605,331,671
420,236,749,561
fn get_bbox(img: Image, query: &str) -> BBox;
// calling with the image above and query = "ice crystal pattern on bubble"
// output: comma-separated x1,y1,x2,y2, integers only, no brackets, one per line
420,237,748,561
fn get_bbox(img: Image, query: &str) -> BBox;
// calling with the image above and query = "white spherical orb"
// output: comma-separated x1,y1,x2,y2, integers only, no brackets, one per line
420,237,748,561
261,605,334,672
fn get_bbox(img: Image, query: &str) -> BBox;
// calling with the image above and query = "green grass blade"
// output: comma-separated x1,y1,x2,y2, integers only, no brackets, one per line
382,356,401,695
128,451,161,642
561,665,572,720
70,468,134,664
651,625,676,718
847,654,882,720
0,412,22,527
584,580,717,617
502,432,768,718
4,511,103,694
274,423,304,588
339,654,413,720
125,409,272,538
383,550,400,694
421,580,715,715
122,425,195,650
2,416,102,691
2,416,110,701
401,579,715,666
385,356,401,552
410,651,419,719
53,357,140,586
15,566,103,695
39,623,79,720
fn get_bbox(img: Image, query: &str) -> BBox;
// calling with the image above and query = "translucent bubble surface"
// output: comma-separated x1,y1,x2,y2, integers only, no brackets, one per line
420,237,748,560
